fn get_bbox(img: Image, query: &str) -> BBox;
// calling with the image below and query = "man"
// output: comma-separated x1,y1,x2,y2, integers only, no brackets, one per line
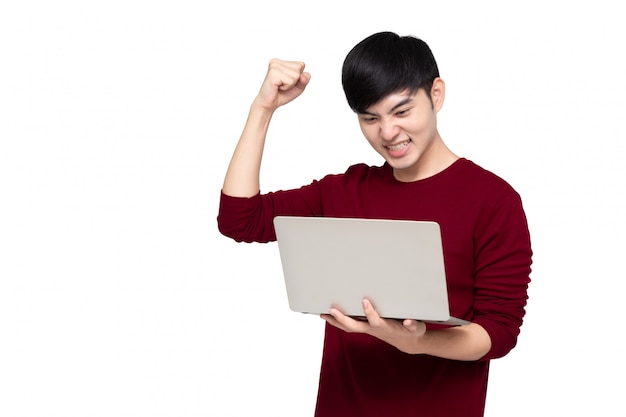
218,31,532,417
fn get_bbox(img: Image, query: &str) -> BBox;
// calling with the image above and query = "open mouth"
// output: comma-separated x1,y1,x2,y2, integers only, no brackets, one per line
385,139,412,157
385,139,411,152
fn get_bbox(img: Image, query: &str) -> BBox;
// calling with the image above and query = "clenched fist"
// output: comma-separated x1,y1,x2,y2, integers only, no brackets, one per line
253,59,311,112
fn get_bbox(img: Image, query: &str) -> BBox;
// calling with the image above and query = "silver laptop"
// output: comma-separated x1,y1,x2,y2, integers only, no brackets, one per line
273,216,469,326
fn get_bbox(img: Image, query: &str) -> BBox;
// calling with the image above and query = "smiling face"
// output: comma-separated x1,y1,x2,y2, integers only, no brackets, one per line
357,78,456,182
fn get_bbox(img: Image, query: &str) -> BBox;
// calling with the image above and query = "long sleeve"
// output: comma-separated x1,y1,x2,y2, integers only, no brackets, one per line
471,191,532,359
217,180,325,243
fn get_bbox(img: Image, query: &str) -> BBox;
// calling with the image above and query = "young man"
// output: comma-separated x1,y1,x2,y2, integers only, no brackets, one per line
217,32,532,417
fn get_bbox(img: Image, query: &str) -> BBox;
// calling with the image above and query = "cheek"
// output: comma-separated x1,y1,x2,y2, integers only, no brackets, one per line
406,117,433,137
359,124,378,144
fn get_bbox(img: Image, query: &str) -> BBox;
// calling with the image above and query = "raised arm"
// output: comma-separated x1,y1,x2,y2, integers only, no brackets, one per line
222,59,311,197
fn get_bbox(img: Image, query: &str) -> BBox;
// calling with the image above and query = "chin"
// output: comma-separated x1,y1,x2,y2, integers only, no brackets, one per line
386,157,419,171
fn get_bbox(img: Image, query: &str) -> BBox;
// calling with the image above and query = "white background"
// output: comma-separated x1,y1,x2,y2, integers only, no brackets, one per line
1,1,625,416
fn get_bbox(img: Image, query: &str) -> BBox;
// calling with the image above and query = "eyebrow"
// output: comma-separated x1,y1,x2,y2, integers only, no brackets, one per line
360,96,414,116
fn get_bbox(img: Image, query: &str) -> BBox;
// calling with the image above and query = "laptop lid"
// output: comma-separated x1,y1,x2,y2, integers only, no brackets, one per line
273,216,469,326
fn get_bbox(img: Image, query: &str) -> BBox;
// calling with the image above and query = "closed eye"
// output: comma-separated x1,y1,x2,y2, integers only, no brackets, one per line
359,115,378,123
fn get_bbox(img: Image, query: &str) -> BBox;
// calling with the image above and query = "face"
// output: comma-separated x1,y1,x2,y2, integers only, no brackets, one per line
357,79,446,182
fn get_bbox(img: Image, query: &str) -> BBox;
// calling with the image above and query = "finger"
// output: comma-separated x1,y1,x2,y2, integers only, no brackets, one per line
402,319,420,331
362,298,384,325
329,307,349,322
274,71,300,91
278,71,310,94
321,311,347,332
295,72,311,90
403,319,427,337
268,60,307,91
324,308,367,333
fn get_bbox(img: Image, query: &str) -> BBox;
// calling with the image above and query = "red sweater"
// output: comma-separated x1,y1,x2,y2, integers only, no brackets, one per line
217,158,532,417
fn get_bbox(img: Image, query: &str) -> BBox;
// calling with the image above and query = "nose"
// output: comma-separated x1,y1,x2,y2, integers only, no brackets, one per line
379,118,400,141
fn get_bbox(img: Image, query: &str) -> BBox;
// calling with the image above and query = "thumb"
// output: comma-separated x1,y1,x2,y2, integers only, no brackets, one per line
298,72,312,88
280,72,310,92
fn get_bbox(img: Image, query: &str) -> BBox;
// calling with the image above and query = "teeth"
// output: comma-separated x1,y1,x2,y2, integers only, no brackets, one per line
387,141,409,151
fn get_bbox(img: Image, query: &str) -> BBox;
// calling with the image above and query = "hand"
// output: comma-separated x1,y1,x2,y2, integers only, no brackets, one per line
254,58,311,112
321,299,428,354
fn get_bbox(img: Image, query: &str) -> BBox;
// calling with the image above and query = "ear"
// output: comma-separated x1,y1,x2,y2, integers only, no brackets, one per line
430,77,445,112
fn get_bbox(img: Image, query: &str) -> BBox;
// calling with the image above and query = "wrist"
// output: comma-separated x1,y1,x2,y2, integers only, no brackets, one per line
250,98,278,117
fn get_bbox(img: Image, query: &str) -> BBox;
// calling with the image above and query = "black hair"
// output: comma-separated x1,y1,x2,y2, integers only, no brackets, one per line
342,31,440,113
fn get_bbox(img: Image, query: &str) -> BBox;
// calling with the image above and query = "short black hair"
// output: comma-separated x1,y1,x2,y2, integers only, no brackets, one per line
342,31,440,113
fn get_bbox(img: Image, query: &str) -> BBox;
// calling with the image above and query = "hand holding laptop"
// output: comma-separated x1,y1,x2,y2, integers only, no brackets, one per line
321,298,429,354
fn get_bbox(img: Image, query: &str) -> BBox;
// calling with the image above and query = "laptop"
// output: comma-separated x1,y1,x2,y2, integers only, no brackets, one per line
273,216,470,326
